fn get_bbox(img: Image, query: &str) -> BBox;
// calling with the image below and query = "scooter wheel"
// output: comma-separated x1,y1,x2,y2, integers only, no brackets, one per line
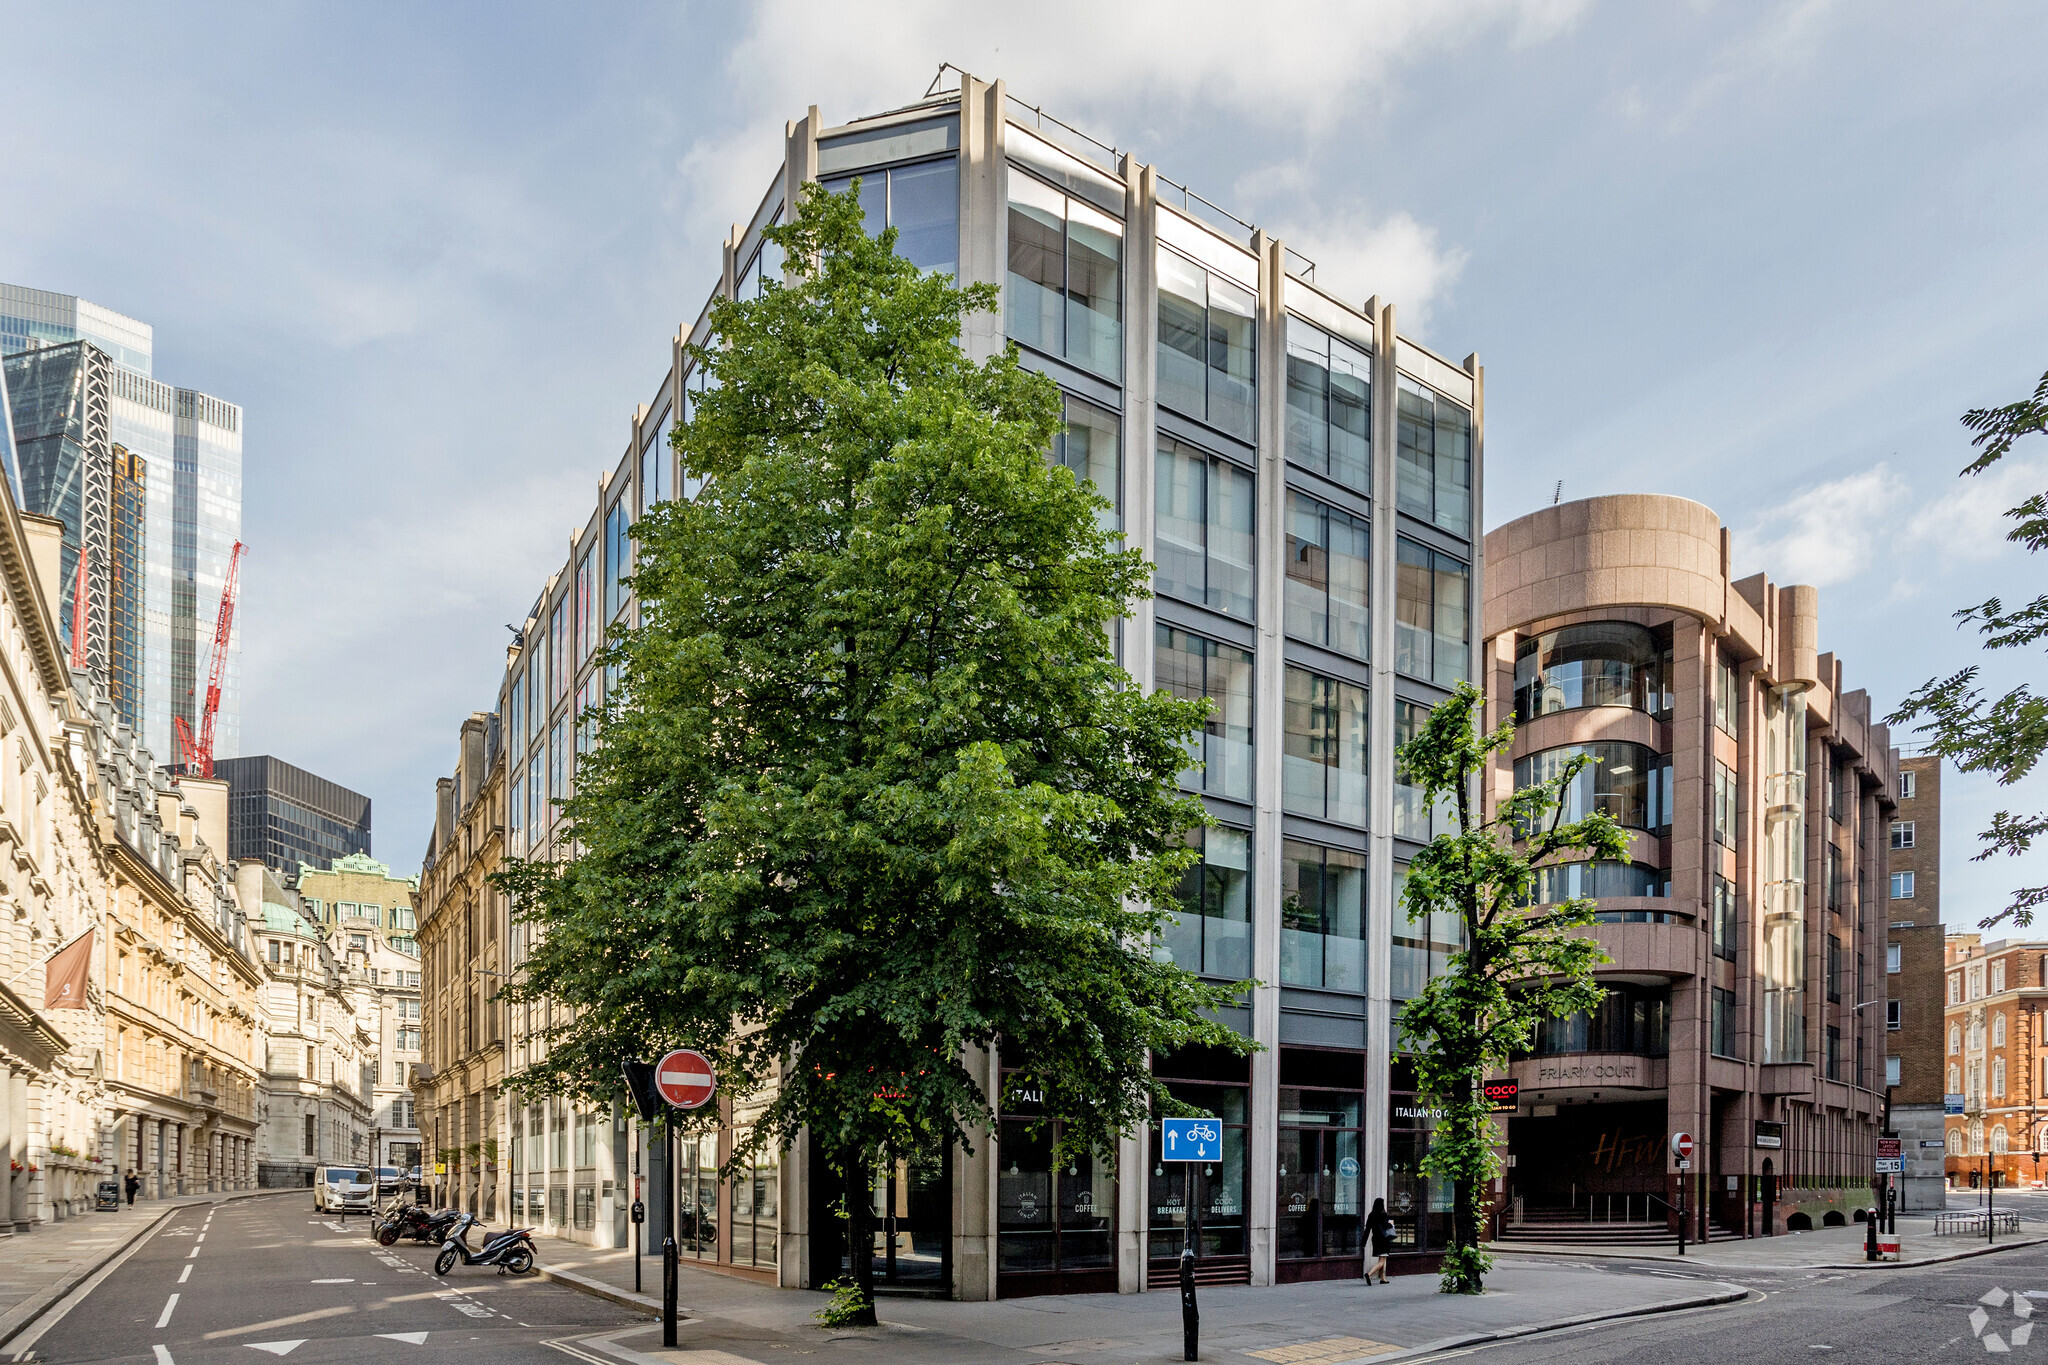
434,1247,458,1277
504,1248,534,1275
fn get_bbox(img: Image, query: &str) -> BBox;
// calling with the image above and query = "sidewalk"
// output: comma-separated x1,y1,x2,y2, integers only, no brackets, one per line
526,1231,1744,1364
1486,1209,2048,1271
0,1188,286,1348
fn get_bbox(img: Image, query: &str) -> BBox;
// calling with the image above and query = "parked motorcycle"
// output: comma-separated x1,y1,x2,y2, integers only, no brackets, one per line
377,1204,461,1247
433,1211,537,1276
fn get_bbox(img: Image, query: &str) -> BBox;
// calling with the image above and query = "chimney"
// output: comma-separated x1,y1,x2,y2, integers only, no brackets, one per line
182,775,231,862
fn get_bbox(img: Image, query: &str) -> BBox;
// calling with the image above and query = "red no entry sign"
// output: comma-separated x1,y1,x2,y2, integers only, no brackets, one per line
655,1049,717,1109
1671,1131,1695,1161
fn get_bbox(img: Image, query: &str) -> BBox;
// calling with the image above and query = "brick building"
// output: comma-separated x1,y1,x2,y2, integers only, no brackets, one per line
1943,934,2048,1187
1886,756,1945,1206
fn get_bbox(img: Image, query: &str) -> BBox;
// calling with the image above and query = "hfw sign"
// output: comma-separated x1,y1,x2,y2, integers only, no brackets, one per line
654,1049,717,1110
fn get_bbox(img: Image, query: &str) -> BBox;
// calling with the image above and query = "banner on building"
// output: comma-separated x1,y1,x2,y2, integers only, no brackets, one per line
43,929,94,1010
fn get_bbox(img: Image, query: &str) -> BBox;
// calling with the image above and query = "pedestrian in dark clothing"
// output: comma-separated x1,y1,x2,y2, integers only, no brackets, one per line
1365,1197,1393,1284
124,1172,141,1206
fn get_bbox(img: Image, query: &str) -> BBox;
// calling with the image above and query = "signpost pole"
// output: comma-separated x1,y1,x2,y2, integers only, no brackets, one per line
1179,1246,1199,1362
633,1122,643,1295
663,1114,679,1346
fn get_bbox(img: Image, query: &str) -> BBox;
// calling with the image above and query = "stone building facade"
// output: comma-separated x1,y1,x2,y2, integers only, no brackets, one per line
1887,755,1945,1206
411,712,506,1221
1483,494,1895,1237
295,852,423,1171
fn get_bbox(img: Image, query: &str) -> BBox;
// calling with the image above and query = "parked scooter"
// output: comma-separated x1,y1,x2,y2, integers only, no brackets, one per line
377,1203,461,1247
433,1211,538,1276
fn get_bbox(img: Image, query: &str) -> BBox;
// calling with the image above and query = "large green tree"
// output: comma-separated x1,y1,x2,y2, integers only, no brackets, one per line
1890,367,2048,927
1396,683,1627,1294
493,182,1248,1321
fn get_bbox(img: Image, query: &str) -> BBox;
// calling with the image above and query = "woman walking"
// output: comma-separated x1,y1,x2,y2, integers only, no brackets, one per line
1364,1198,1393,1284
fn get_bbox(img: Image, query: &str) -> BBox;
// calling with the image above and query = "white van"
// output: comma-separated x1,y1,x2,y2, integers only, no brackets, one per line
314,1166,374,1212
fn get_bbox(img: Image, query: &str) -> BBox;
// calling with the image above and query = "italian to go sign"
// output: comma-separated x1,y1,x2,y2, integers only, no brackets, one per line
1160,1118,1222,1162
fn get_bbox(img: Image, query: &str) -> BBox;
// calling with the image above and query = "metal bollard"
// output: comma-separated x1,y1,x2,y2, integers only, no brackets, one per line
1180,1246,1199,1362
663,1233,679,1347
1865,1210,1878,1262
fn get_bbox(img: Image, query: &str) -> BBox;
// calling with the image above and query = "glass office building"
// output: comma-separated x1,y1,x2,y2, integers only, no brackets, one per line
214,755,372,877
0,285,242,762
455,74,1485,1292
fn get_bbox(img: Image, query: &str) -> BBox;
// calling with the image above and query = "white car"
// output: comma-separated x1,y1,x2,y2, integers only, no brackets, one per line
314,1166,375,1212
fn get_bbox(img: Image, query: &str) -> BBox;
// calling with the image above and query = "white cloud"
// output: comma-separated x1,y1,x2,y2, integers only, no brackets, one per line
1911,453,2048,563
1273,209,1470,333
1734,462,1908,588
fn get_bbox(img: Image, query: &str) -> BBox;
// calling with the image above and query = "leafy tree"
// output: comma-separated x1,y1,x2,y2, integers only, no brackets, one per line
1396,682,1627,1294
492,182,1249,1322
1890,367,2048,927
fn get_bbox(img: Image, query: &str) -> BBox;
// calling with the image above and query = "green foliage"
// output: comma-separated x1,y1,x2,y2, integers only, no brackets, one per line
493,180,1250,1246
1891,366,2048,927
814,1276,872,1328
1395,683,1628,1294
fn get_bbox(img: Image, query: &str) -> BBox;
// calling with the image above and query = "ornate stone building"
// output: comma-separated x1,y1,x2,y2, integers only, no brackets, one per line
411,711,506,1219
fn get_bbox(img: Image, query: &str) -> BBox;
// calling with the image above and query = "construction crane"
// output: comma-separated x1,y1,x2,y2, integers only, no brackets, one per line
174,540,243,779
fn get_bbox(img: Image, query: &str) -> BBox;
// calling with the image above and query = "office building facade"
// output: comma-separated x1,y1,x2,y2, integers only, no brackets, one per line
0,284,242,766
215,755,373,876
1941,933,2048,1188
1483,494,1895,1238
423,74,1488,1290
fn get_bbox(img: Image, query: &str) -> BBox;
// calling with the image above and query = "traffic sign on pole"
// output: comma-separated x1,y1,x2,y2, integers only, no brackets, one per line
1160,1118,1221,1161
1671,1131,1695,1162
654,1049,717,1110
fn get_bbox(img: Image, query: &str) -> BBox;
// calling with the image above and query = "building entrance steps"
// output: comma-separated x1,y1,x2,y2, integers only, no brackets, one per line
1489,1202,2048,1269
1495,1210,1744,1248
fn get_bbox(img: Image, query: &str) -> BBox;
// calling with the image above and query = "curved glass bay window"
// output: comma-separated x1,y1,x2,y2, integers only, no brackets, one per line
1395,375,1472,533
1761,684,1809,1064
1157,248,1256,439
1514,623,1668,722
1006,172,1123,381
1160,825,1251,980
822,157,960,276
1284,318,1371,492
1514,742,1672,831
1283,668,1367,827
1526,983,1671,1057
1156,624,1254,801
1528,860,1670,906
1285,493,1369,660
1156,438,1255,619
1280,841,1366,991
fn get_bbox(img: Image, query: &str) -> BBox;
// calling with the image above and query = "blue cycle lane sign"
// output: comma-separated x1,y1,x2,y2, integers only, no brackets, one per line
1160,1117,1222,1161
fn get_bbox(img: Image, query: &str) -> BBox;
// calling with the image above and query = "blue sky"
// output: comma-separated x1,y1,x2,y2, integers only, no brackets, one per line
6,0,2046,917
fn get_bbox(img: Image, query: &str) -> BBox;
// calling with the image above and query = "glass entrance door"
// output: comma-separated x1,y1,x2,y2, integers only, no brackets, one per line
842,1146,949,1286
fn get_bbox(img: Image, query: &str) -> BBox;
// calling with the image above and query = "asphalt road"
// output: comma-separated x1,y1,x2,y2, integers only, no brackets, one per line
1421,1239,2048,1364
14,1194,646,1365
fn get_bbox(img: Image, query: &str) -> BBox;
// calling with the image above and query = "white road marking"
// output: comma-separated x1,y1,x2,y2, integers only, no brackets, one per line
155,1295,179,1329
245,1342,304,1356
187,1248,198,1260
152,1348,173,1365
309,1279,354,1284
195,1235,204,1243
178,1265,191,1284
376,1333,429,1344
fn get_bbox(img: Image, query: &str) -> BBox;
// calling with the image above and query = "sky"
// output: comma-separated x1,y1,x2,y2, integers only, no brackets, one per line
4,0,2046,916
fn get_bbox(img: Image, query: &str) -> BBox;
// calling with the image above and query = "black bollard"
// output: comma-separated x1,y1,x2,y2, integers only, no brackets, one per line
1865,1209,1878,1261
662,1119,679,1346
1180,1246,1199,1362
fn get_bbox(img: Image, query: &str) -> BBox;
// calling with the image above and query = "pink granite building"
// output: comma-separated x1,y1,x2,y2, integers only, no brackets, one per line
1482,495,1895,1241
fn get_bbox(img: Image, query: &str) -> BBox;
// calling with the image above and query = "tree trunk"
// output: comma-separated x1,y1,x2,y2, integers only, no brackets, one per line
843,1154,878,1325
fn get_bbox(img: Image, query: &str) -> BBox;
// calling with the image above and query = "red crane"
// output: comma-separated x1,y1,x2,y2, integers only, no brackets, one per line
174,540,243,778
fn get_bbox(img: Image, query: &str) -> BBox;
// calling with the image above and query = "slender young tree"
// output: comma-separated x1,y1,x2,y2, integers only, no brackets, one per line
1396,682,1628,1294
1890,367,2048,927
493,182,1249,1322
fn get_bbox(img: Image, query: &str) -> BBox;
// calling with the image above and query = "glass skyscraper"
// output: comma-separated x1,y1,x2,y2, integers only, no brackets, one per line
0,284,242,764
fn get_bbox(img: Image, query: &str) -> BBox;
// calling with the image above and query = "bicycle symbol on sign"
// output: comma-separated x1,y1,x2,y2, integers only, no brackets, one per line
1161,1118,1223,1160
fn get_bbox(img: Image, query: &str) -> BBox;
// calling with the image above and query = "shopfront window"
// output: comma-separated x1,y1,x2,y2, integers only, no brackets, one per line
1278,1050,1365,1265
1157,248,1257,439
728,1140,777,1268
1283,667,1367,826
1513,623,1670,722
853,1144,949,1285
997,1084,1111,1282
1156,437,1255,619
1280,841,1366,992
1149,1049,1251,1270
1514,743,1672,831
1388,1065,1451,1255
678,1132,718,1259
1285,492,1369,660
1160,826,1252,980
